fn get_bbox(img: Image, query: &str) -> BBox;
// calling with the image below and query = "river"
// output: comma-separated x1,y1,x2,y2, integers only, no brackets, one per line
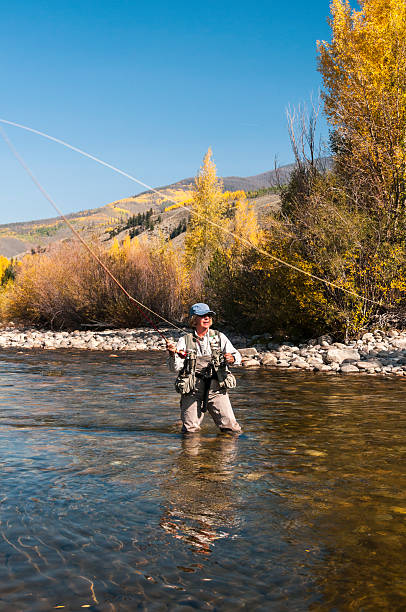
0,349,405,611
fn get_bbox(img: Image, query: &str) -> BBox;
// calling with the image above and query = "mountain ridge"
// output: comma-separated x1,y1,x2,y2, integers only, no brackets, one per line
0,162,299,258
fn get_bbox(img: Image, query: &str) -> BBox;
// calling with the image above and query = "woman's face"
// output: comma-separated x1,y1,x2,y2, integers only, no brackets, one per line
196,314,212,332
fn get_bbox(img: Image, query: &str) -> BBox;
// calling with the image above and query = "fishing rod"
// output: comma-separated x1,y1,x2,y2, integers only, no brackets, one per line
0,126,188,357
0,118,384,307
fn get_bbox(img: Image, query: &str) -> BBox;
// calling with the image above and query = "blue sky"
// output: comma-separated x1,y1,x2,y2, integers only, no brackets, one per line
1,0,335,223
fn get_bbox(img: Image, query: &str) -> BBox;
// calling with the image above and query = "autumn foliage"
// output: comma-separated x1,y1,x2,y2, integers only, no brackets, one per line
3,0,406,338
318,0,406,236
207,0,406,337
1,238,199,329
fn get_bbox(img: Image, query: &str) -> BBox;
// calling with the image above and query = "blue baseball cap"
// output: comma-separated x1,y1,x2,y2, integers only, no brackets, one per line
189,303,216,316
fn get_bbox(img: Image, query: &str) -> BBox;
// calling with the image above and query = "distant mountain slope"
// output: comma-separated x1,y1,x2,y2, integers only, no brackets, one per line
139,163,294,195
0,160,311,258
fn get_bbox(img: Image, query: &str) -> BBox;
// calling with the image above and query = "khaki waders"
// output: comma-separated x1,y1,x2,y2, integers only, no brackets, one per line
180,356,241,434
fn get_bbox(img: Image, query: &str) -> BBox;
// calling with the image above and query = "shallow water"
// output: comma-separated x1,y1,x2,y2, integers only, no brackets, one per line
0,349,405,611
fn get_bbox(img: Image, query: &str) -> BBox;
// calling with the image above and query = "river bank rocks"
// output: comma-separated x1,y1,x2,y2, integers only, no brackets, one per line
243,329,406,376
1,325,406,376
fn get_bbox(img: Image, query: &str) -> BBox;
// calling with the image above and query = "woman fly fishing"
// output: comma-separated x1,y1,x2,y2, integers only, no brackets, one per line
166,303,242,434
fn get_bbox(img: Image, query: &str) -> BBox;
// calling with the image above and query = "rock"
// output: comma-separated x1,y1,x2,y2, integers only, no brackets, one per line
356,360,382,370
389,338,406,349
317,334,333,345
290,359,309,369
388,329,399,337
314,363,332,372
242,358,261,367
261,354,278,366
307,357,324,367
326,347,360,364
275,360,291,368
362,332,375,342
239,347,259,357
277,351,293,361
340,364,360,373
373,342,389,352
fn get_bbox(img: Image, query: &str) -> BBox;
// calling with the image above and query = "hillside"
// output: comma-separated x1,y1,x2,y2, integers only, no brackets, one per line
0,164,289,258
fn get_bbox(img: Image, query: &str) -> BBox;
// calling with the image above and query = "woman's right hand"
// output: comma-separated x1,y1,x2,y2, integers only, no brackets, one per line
166,341,176,354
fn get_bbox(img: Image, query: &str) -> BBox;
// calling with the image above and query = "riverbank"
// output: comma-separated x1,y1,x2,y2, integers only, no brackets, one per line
1,325,406,376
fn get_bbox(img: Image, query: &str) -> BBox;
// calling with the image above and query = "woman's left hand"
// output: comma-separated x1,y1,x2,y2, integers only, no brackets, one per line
224,353,235,364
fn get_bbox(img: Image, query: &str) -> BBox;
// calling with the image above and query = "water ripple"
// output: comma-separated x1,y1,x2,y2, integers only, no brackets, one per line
0,349,405,610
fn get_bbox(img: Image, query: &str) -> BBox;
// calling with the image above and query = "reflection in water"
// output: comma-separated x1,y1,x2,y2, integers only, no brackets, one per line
161,435,239,553
0,349,405,610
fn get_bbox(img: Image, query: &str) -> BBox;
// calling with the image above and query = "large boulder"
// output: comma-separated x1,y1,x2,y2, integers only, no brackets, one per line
242,358,261,367
239,347,259,357
261,353,278,366
326,347,360,364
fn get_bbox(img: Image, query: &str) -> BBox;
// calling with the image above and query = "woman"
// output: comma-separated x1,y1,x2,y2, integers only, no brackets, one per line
166,303,242,434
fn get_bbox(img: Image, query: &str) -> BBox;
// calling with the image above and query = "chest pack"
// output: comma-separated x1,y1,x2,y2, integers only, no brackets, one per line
174,330,237,395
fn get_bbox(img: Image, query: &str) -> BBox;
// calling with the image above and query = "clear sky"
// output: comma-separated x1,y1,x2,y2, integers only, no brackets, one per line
0,0,335,224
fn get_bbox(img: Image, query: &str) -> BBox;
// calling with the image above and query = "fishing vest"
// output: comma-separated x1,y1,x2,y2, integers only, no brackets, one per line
174,329,237,395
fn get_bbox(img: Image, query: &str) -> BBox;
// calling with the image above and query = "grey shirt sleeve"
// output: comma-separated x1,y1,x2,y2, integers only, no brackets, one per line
219,332,242,366
167,335,187,372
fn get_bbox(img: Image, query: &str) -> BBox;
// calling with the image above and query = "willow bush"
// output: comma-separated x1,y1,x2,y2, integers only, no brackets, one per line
2,237,199,329
207,232,337,340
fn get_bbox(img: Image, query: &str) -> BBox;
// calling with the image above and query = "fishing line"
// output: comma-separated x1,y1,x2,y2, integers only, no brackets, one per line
0,118,384,307
0,126,184,340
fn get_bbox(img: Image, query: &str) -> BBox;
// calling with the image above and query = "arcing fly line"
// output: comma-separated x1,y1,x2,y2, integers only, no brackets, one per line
0,118,384,307
0,126,184,341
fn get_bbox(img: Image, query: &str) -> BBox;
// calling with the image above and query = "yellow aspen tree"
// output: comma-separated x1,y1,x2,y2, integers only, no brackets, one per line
233,195,263,250
109,238,121,258
217,193,264,274
184,148,228,269
317,0,406,230
0,256,10,283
